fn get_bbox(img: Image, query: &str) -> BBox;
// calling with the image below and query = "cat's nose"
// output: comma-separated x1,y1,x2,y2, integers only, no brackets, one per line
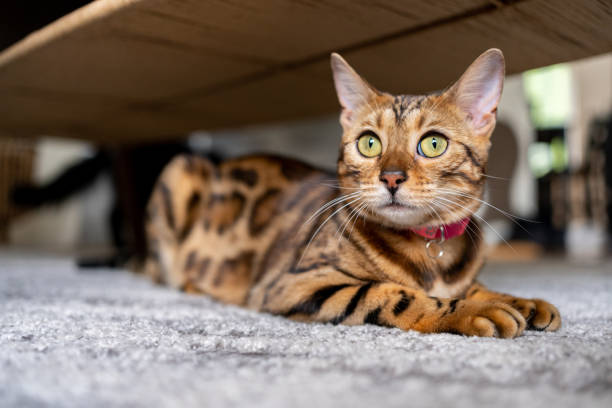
379,171,407,194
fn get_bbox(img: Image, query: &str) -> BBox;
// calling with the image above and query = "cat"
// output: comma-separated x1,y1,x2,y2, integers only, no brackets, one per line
144,49,561,338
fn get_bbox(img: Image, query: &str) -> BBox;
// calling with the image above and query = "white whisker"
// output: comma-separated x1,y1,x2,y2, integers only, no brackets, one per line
338,201,368,241
436,187,536,237
348,202,370,240
434,196,516,253
297,197,362,267
430,200,477,246
482,174,510,181
303,192,360,225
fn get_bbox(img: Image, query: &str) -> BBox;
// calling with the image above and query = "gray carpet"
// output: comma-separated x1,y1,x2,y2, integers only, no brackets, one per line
1,252,611,408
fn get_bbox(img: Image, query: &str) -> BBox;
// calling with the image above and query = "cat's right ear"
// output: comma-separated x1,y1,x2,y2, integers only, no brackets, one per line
447,49,505,136
331,53,378,128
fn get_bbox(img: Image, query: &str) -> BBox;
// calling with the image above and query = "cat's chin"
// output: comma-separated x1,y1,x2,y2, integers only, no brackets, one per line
373,204,428,229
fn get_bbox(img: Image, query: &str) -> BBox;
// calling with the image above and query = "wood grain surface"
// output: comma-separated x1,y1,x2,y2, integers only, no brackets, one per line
0,0,611,143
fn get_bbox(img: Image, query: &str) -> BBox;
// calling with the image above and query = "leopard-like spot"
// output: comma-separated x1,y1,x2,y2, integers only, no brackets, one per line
280,158,314,181
230,168,258,187
179,191,201,242
158,182,175,230
184,250,197,271
250,188,282,236
196,258,211,280
208,191,246,234
213,251,255,287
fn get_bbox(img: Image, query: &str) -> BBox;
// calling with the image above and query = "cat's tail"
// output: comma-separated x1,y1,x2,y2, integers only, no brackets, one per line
11,151,111,207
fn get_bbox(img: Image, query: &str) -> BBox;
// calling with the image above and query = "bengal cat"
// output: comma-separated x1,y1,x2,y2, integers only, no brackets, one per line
144,49,561,338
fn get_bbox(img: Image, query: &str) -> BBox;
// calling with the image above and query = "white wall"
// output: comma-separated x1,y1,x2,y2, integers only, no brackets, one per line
568,53,612,168
497,74,537,217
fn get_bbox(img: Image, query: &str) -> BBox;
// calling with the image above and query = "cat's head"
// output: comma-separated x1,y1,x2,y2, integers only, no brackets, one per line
331,49,504,229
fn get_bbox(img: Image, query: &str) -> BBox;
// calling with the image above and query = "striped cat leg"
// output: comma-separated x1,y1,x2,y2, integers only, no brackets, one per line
266,272,526,338
465,282,561,331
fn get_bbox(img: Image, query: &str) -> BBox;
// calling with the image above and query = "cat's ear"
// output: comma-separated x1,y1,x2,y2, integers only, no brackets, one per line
331,53,378,127
448,48,505,134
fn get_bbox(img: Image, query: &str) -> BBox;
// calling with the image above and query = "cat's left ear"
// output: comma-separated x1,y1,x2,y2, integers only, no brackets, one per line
448,48,505,135
331,53,379,128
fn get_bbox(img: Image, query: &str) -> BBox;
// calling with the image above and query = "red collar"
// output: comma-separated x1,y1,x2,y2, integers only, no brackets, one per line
409,218,470,241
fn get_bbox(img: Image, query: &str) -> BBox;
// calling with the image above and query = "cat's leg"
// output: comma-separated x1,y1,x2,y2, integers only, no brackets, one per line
263,272,526,338
145,154,213,288
464,282,561,331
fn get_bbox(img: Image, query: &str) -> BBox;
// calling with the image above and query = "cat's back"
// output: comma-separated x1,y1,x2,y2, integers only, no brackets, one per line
203,154,334,241
145,153,334,304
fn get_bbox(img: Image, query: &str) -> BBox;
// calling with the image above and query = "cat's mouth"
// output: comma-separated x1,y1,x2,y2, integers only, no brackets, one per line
381,196,420,210
380,201,420,211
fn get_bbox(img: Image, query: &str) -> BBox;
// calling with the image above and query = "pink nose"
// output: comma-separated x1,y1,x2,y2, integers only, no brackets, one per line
379,171,406,189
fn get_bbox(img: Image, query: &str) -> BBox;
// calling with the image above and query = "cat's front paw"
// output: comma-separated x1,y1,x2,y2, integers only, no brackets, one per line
442,301,526,338
509,298,561,331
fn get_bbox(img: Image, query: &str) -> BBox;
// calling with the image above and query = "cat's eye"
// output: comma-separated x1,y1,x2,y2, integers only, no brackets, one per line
417,134,448,158
357,133,382,157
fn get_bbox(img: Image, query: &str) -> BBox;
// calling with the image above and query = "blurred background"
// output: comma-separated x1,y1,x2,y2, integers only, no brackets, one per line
1,1,611,264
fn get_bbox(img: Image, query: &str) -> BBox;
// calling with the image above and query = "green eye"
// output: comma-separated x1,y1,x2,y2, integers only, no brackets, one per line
357,133,382,157
417,134,448,158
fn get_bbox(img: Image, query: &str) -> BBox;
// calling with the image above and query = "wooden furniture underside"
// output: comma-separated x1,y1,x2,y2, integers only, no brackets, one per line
1,0,611,143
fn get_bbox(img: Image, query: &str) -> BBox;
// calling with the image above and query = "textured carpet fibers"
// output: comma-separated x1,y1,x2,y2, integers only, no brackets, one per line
1,253,611,408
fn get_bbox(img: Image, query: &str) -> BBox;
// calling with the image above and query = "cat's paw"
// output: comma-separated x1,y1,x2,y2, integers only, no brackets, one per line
527,298,561,331
443,301,526,338
506,297,561,331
